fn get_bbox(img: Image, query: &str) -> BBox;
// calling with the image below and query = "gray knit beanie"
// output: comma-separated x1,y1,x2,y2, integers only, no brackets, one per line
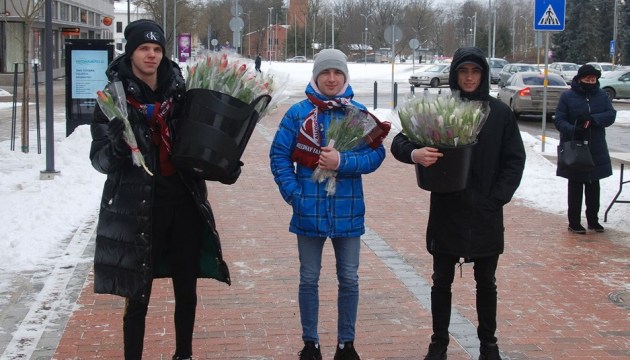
312,49,349,81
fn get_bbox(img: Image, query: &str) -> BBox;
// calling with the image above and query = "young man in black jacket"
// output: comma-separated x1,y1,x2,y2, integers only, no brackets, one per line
391,47,526,360
90,19,237,360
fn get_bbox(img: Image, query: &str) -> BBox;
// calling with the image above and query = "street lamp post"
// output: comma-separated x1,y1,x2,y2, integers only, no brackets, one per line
520,15,528,57
268,7,273,61
241,12,250,57
360,13,372,65
173,1,176,60
331,13,335,49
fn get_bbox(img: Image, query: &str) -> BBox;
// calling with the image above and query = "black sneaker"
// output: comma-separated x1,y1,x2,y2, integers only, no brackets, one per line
479,343,501,360
588,223,605,232
424,342,447,360
334,341,361,360
298,341,322,360
568,224,586,234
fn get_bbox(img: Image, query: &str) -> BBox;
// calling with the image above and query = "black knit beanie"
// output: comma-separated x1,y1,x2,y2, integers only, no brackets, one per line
124,19,166,58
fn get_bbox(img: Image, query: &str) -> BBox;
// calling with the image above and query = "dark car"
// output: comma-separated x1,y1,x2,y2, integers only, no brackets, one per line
408,64,450,88
599,69,630,100
497,63,540,87
496,72,569,119
487,58,509,84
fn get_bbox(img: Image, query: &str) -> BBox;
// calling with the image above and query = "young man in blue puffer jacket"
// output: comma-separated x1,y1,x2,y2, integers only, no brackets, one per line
270,49,386,360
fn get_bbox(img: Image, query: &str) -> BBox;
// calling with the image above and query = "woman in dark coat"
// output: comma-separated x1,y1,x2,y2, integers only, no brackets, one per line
90,20,236,360
391,47,525,360
555,64,616,234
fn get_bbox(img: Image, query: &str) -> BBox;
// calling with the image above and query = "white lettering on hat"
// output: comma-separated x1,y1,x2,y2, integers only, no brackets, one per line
145,31,159,41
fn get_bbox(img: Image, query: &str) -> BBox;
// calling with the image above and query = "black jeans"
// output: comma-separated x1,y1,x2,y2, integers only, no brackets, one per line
430,254,499,347
567,180,600,227
123,202,203,360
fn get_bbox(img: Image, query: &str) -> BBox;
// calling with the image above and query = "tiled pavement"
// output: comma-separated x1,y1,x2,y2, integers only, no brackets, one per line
45,104,630,359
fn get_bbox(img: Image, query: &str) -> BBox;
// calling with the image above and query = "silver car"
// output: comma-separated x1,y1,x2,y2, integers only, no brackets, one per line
408,64,450,88
497,72,569,119
497,63,540,87
549,62,579,81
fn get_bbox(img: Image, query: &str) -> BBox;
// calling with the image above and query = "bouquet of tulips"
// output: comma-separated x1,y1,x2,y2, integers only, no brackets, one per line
398,91,489,147
185,52,287,118
96,81,153,176
312,106,379,196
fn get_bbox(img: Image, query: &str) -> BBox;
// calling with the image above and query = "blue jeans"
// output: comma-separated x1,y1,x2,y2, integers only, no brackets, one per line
297,235,361,344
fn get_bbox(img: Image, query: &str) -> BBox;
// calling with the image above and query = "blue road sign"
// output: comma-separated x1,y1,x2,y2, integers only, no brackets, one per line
534,0,565,31
610,40,615,54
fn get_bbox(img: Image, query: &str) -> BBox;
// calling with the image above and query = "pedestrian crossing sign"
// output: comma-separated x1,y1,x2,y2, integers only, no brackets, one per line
534,0,565,31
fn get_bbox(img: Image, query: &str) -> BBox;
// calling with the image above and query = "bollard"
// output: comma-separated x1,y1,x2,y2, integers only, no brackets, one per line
410,85,415,95
373,81,378,109
393,82,398,108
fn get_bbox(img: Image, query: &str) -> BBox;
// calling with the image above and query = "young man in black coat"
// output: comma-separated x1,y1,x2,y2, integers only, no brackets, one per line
391,47,526,360
90,20,237,360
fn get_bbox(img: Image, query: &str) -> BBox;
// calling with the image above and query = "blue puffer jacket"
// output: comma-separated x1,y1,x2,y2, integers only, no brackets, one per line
269,84,386,238
555,78,616,182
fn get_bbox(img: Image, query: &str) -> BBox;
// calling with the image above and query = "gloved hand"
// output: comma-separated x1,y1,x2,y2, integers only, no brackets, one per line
575,114,593,129
219,161,244,185
107,118,129,155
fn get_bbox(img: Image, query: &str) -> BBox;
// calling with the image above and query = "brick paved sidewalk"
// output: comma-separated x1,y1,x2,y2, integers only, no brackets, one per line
52,105,630,359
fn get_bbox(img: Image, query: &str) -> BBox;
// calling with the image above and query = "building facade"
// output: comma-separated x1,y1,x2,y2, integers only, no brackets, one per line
0,0,115,85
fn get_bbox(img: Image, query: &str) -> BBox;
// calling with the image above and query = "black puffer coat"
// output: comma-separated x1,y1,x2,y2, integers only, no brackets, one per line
90,55,231,302
554,78,616,182
391,47,526,259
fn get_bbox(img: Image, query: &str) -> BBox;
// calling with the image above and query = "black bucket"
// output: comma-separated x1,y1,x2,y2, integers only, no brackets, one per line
171,89,271,181
415,142,476,193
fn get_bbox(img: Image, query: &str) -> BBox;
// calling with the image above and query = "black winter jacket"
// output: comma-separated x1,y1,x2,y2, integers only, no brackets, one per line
90,55,231,302
391,47,526,259
554,79,616,182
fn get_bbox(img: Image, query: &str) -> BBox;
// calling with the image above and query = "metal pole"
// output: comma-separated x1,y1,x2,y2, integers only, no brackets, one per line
304,12,307,57
163,0,166,38
173,1,176,60
613,0,618,64
473,12,477,46
42,0,57,177
541,32,550,153
331,13,334,49
487,0,492,84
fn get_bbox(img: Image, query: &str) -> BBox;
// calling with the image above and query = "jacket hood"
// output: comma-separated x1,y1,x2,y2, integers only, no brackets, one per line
449,47,490,101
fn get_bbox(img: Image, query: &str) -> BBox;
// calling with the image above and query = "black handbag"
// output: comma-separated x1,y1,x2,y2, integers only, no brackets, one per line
557,123,595,171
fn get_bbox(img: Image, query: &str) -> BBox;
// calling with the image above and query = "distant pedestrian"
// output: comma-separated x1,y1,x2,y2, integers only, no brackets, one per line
391,47,526,360
554,64,616,234
90,19,238,360
269,49,387,360
255,54,262,72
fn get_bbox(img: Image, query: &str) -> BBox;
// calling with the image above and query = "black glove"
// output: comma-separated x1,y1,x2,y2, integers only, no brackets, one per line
107,118,129,155
575,114,593,129
219,161,244,185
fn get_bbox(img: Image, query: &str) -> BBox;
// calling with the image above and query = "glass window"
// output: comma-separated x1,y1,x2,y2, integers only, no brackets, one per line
60,3,68,21
71,6,79,23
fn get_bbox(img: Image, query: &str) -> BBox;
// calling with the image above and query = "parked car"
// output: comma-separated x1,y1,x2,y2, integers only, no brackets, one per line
497,63,540,86
599,69,630,100
497,72,569,119
549,62,579,81
287,56,307,62
585,62,617,74
408,64,450,88
487,58,509,84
